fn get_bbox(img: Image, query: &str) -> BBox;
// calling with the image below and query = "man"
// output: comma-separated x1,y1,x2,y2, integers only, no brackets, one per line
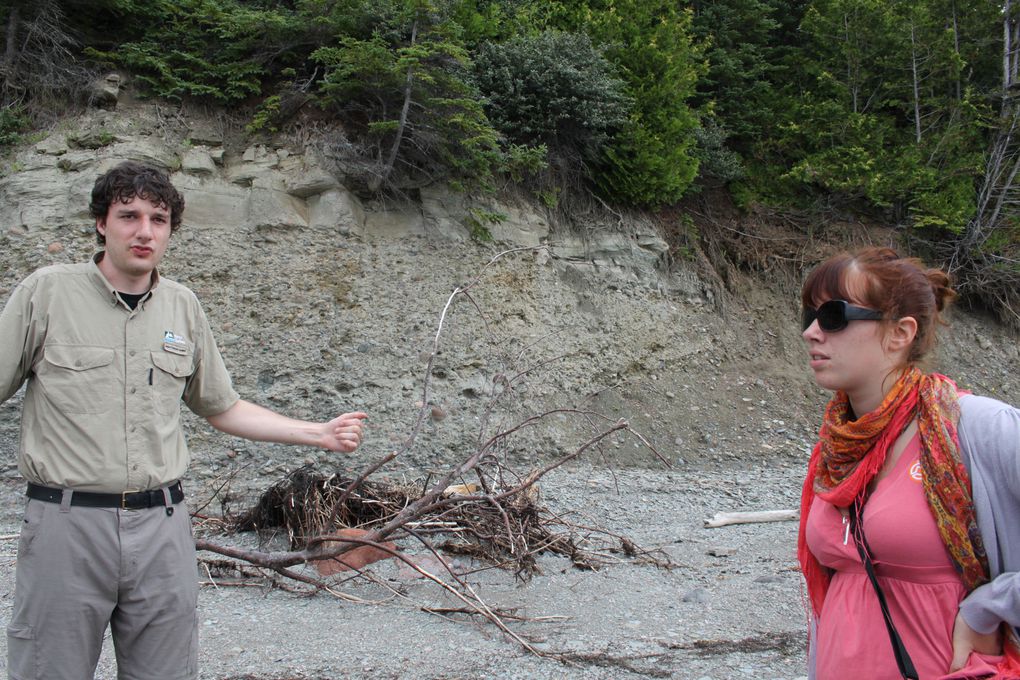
0,161,367,680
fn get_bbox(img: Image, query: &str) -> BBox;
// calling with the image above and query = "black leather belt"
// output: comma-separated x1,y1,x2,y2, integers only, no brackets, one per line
26,481,185,509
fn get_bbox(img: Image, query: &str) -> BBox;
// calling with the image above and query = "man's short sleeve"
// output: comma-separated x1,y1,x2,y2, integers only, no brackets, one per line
181,303,239,417
0,278,42,403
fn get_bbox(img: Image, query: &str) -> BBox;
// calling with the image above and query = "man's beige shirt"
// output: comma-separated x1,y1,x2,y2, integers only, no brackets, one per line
0,255,239,492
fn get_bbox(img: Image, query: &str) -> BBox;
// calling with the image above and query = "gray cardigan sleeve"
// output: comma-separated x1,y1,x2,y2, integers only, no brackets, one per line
957,394,1020,634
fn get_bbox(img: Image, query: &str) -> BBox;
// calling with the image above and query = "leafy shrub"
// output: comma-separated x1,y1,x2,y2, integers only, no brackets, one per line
694,117,745,185
500,143,549,183
466,208,505,242
86,0,301,103
0,106,30,149
473,31,629,162
247,95,283,133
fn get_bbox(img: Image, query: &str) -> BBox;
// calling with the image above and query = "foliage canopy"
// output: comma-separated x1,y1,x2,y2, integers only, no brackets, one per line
1,0,1018,320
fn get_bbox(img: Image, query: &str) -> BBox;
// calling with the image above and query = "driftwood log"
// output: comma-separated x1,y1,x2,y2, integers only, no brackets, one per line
703,509,798,528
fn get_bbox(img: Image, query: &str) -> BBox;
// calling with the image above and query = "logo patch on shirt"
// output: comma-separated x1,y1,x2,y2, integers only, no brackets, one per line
163,331,190,355
909,460,923,482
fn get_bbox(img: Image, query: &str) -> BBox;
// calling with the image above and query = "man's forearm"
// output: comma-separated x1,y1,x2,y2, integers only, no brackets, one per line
205,400,366,453
205,399,324,446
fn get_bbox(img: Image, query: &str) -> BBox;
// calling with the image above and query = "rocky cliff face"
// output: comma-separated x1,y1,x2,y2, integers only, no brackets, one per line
0,103,675,277
2,101,1018,501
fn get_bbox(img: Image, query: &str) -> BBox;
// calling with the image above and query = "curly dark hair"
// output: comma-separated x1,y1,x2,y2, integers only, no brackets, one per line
89,161,185,244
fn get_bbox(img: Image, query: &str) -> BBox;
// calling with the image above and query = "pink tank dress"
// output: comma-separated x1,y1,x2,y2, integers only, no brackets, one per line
806,435,1003,679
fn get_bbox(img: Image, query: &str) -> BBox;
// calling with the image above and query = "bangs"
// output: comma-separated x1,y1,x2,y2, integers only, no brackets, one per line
114,188,169,213
801,253,855,309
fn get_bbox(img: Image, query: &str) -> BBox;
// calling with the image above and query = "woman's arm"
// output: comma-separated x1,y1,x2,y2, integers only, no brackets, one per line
951,394,1020,669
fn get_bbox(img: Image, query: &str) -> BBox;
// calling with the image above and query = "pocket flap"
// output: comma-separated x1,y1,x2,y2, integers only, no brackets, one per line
43,345,115,371
6,624,34,640
151,350,194,378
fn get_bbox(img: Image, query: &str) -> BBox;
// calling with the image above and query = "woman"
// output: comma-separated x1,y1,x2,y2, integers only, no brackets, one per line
796,247,1020,679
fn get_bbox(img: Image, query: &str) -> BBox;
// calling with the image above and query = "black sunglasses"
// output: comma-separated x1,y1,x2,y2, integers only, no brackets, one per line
802,300,885,332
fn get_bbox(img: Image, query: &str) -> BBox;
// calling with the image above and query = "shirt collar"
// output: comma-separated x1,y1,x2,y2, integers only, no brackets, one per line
90,252,161,307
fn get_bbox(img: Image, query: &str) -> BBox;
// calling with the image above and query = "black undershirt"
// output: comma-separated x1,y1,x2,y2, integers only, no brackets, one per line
117,291,147,310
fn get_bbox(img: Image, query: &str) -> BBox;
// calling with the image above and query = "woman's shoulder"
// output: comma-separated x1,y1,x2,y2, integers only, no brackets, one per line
959,393,1019,422
958,393,1020,470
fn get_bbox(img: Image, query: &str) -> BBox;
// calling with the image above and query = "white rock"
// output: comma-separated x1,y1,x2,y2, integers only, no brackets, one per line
308,188,365,234
247,187,307,230
172,174,248,231
363,203,425,238
182,148,216,176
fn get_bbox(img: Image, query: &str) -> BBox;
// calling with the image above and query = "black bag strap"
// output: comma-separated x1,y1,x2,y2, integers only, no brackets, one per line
849,499,919,680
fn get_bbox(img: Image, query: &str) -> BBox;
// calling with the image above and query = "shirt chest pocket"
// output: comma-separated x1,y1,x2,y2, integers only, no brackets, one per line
38,345,117,414
149,351,194,415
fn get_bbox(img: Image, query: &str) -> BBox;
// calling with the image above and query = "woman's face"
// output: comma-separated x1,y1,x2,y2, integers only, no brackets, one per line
802,309,890,395
801,279,904,413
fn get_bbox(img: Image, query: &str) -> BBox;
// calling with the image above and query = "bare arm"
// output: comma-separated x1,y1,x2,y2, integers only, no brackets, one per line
206,399,367,453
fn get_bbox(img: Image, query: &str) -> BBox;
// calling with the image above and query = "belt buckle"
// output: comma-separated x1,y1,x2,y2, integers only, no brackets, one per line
121,490,140,510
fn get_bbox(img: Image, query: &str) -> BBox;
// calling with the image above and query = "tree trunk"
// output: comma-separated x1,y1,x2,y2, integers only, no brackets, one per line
370,18,418,192
910,21,922,143
1005,0,1014,93
2,4,20,76
844,13,858,114
951,0,961,101
1013,15,1020,86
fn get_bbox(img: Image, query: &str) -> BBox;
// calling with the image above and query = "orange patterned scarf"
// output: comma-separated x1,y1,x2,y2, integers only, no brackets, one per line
797,367,1020,676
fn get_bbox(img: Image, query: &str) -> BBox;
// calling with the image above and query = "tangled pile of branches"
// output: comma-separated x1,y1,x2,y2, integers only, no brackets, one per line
224,458,648,582
2,1,96,116
192,248,670,651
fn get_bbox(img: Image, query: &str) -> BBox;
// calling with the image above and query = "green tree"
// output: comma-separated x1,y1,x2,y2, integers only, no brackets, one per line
547,0,705,206
87,0,302,103
312,0,500,190
776,0,993,230
473,30,629,163
0,104,29,149
689,0,779,144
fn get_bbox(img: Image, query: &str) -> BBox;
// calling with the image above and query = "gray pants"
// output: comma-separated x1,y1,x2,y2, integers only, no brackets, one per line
6,495,199,680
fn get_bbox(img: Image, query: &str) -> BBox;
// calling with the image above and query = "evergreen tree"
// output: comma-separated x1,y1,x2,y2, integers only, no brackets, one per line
312,0,500,190
86,0,302,103
543,0,705,206
689,0,779,146
775,0,995,230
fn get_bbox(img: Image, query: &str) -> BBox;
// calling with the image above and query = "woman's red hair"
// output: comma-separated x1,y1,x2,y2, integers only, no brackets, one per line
801,247,957,365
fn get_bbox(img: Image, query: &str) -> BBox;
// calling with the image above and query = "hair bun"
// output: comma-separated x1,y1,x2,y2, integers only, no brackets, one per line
925,268,956,313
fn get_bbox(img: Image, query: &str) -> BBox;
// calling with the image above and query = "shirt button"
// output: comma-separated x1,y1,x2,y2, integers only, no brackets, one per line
129,350,136,357
130,387,137,394
130,426,136,433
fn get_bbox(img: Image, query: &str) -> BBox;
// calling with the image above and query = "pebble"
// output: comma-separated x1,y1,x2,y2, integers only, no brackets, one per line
682,588,709,603
755,575,784,584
